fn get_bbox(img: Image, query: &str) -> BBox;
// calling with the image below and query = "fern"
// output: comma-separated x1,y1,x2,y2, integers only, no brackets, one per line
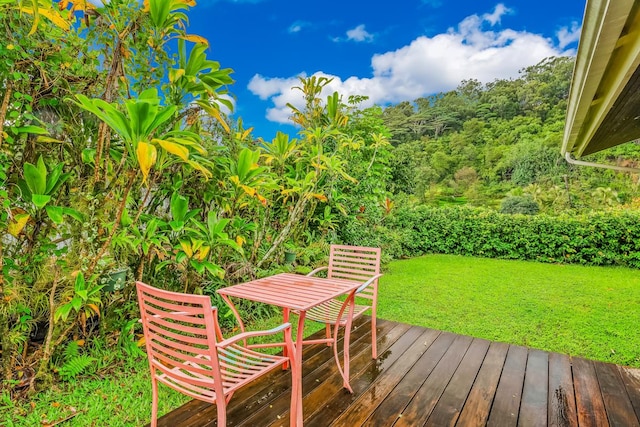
58,355,95,381
63,340,80,360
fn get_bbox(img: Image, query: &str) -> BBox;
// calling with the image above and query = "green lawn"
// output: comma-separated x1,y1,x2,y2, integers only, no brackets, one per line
4,254,640,425
379,254,640,367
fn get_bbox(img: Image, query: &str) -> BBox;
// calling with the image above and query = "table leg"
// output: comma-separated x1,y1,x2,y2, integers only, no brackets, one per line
219,295,246,344
283,308,290,370
291,310,305,427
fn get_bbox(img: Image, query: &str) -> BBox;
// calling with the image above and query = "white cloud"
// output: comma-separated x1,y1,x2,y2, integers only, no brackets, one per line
248,5,574,124
557,21,581,49
483,4,511,26
345,24,374,42
288,21,310,34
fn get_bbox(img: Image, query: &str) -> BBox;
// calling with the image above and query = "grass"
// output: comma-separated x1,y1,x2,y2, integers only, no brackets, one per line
379,254,640,367
1,358,189,426
3,253,640,425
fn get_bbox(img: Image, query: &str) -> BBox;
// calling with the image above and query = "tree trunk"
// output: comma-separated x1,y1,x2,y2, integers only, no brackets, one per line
256,196,309,269
88,170,137,274
35,270,59,382
0,81,12,148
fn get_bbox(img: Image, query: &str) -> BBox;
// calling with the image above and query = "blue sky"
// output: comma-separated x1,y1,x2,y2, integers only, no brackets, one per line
186,0,586,140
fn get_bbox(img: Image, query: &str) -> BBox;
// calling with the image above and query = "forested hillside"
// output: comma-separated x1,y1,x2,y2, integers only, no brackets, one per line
380,56,640,213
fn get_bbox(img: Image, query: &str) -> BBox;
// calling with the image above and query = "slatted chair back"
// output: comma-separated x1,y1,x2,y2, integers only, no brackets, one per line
136,281,226,403
327,245,381,300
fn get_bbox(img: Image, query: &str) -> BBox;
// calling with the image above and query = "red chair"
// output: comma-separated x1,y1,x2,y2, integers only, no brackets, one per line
136,281,295,427
304,245,382,359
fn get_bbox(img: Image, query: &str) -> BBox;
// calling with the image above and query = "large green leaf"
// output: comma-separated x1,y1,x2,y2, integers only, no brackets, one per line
127,99,155,143
74,273,85,292
23,162,46,195
31,194,51,209
62,207,84,222
72,95,132,144
15,125,48,135
45,163,64,194
54,304,73,323
170,192,189,221
45,206,64,223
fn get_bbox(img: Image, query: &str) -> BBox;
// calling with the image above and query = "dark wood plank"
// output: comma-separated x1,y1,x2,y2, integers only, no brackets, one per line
518,349,549,427
392,334,474,427
548,352,578,427
619,366,640,422
424,338,491,427
361,331,458,427
456,341,510,426
153,320,640,427
310,327,439,427
312,327,441,427
572,357,609,427
594,362,640,427
486,344,529,427
238,320,410,427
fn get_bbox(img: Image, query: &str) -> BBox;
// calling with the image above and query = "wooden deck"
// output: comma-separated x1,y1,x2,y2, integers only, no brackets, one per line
154,317,640,426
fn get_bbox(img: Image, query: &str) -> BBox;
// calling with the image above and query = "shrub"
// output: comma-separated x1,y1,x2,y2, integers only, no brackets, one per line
339,205,640,268
500,196,540,215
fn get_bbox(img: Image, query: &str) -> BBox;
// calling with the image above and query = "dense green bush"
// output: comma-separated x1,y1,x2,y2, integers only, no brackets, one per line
340,205,640,268
499,196,540,215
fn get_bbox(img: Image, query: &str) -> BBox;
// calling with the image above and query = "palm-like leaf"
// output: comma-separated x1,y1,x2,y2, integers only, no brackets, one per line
71,89,208,181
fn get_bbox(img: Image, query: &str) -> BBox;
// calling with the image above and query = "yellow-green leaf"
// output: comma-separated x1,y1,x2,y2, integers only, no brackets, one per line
178,34,209,45
187,160,212,179
136,141,157,183
8,214,30,237
180,240,193,257
208,105,230,133
309,193,328,202
169,68,185,83
195,245,210,261
153,138,189,161
36,136,64,143
241,184,255,197
20,5,71,33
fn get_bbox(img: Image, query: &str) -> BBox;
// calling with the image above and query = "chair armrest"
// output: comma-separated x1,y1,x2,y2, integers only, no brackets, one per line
217,322,292,348
355,273,384,293
306,266,328,276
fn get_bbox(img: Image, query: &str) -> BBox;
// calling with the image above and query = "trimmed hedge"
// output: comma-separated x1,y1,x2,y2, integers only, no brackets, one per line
342,206,640,268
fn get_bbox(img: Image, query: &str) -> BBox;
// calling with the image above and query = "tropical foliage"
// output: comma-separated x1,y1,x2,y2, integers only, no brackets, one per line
0,0,390,393
2,0,639,400
383,56,640,211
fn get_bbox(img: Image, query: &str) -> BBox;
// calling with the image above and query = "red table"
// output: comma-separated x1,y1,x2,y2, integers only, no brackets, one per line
217,273,362,426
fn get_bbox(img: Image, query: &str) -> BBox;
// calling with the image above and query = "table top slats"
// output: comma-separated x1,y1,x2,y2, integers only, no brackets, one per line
217,273,362,311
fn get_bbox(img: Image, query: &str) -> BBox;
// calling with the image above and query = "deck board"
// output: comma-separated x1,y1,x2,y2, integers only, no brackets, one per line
548,352,578,427
424,338,491,427
152,318,640,426
487,344,528,427
519,349,549,427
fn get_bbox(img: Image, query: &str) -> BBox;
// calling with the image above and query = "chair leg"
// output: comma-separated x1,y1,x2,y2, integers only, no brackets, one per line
283,308,290,370
371,314,377,359
216,398,227,427
150,376,159,427
325,323,332,346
